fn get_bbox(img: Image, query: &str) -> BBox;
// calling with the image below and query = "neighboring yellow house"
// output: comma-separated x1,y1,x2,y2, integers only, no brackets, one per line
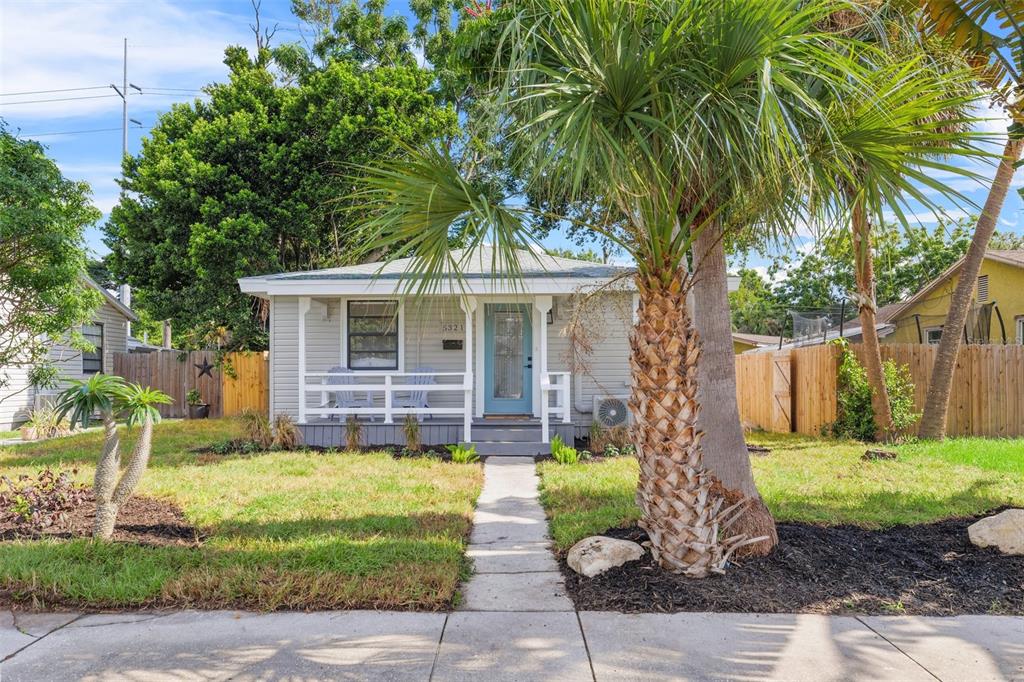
732,332,787,354
880,250,1024,345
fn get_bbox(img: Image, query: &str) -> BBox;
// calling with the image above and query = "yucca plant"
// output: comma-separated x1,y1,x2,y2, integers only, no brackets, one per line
54,376,170,538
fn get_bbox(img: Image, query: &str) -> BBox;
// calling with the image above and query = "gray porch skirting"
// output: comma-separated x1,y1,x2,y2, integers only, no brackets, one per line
299,420,576,449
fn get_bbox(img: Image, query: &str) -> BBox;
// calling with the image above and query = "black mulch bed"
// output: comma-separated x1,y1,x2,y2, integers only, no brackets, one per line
561,514,1024,616
1,494,205,547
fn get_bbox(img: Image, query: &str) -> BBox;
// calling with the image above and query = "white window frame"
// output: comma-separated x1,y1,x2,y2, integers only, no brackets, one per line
924,326,943,345
344,299,403,371
1016,316,1024,345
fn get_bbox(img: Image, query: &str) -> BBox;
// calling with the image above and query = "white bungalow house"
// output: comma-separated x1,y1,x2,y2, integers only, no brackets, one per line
239,247,648,454
241,247,741,454
0,275,138,430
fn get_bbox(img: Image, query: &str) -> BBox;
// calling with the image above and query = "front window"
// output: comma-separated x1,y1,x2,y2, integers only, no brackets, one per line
925,327,942,345
347,301,398,369
82,323,103,374
1017,316,1024,345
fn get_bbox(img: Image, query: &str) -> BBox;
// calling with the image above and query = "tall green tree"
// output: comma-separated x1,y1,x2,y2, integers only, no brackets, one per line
0,124,102,401
729,269,784,336
105,45,455,349
916,1,1024,439
351,0,927,574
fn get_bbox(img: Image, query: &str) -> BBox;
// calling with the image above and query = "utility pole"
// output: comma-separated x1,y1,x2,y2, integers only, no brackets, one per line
110,37,142,163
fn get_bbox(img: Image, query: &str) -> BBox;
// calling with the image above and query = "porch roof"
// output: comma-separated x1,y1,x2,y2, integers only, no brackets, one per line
239,246,635,297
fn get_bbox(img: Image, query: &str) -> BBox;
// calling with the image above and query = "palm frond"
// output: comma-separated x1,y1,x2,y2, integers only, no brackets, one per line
919,0,1024,108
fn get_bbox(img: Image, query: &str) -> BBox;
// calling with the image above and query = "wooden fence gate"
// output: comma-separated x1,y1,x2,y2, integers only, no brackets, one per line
112,350,268,419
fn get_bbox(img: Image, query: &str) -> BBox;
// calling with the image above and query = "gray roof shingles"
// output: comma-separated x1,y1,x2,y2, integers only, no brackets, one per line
251,246,631,281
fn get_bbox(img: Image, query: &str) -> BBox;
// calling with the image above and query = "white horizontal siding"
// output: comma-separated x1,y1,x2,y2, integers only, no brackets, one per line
0,365,34,430
404,298,472,410
268,292,631,426
0,300,131,428
272,296,299,418
547,292,632,426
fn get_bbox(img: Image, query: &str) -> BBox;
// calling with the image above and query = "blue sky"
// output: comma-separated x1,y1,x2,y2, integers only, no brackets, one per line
2,0,1023,271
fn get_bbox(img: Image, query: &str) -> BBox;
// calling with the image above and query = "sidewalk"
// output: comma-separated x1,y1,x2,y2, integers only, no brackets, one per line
3,608,1022,680
2,457,1022,681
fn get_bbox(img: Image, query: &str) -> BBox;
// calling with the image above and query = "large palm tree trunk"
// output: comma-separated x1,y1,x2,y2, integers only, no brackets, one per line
630,269,758,577
93,412,121,539
691,224,777,556
920,137,1023,439
851,196,894,441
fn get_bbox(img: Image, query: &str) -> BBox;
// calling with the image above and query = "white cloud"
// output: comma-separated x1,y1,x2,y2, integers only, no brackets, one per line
0,0,255,120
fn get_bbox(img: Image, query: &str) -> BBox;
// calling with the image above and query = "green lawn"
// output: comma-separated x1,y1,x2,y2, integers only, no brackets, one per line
0,419,483,610
539,432,1024,550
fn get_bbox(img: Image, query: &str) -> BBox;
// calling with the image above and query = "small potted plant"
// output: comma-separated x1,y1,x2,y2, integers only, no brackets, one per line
19,419,37,441
186,389,209,419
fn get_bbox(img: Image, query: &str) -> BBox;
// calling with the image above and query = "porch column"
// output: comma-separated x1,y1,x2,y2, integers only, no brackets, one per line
534,296,552,376
534,296,552,441
460,296,477,443
298,296,311,423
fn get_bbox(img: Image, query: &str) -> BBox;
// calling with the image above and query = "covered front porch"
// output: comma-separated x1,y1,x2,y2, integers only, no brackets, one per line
294,294,571,444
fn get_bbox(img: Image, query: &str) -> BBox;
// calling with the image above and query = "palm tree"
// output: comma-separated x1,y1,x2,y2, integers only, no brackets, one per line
812,54,982,441
916,1,1024,439
352,0,894,575
55,376,170,539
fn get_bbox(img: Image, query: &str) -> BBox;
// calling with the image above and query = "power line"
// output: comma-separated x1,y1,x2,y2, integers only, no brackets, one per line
136,86,205,93
0,93,120,106
0,85,110,97
18,125,146,138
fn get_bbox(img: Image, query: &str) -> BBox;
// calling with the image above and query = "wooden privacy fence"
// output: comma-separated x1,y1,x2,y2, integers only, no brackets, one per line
735,343,1024,438
112,350,268,419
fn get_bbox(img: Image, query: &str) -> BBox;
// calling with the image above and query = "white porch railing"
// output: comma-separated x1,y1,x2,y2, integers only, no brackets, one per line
540,371,571,443
301,371,474,442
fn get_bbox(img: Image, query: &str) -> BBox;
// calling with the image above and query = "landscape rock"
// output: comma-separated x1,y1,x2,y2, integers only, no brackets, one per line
567,536,644,578
968,509,1024,555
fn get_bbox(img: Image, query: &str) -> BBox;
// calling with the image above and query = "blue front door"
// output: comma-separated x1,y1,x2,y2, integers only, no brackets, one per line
484,304,533,414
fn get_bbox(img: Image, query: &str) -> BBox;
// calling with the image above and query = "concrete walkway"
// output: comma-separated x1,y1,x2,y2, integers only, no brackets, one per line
3,609,1022,680
2,458,1023,680
461,456,573,612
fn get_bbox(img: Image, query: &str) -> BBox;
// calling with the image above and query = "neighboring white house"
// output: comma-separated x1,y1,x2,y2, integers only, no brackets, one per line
0,275,138,430
239,247,739,454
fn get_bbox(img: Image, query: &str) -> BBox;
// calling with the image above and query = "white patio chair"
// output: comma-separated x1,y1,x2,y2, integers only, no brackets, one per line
320,366,376,421
395,366,436,420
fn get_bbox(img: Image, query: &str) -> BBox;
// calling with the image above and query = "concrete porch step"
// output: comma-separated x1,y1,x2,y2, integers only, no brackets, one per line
471,426,544,442
466,441,551,457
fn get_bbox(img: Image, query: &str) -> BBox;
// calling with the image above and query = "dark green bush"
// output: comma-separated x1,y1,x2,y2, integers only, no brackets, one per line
830,340,919,442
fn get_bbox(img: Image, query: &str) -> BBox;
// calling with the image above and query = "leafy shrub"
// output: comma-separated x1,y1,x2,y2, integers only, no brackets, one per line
550,435,579,464
240,409,274,449
830,340,919,442
209,439,265,455
186,389,203,406
345,415,362,451
0,468,87,530
589,423,630,454
273,413,302,450
447,443,479,463
403,414,421,452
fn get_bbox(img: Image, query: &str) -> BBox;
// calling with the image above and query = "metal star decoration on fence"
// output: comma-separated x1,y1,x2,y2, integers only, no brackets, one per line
195,358,215,378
